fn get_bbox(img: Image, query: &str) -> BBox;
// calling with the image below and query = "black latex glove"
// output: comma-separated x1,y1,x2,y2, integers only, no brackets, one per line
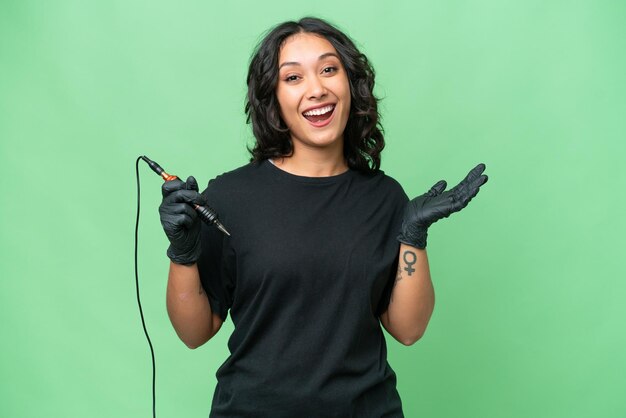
158,176,208,265
398,163,488,249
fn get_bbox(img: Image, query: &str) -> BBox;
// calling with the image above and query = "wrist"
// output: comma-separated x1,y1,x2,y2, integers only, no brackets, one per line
167,244,201,266
397,224,428,249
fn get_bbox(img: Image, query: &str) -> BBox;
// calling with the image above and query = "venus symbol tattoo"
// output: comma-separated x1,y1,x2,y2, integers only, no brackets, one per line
403,250,417,276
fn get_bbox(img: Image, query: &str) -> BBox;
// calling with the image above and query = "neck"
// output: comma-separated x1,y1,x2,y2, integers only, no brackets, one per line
272,143,348,177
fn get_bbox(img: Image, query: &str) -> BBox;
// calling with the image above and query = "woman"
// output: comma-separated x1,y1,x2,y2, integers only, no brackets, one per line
159,17,487,417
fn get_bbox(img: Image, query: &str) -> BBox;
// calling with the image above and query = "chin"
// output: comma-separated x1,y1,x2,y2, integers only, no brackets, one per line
302,132,344,149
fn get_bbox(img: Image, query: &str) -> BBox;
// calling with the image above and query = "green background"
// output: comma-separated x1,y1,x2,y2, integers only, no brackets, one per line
1,0,624,417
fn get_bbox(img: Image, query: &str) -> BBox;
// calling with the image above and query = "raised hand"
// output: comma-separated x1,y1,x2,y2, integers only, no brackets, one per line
397,163,488,249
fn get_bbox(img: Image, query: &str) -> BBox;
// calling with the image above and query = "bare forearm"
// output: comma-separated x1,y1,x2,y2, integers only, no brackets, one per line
166,262,214,349
385,244,435,345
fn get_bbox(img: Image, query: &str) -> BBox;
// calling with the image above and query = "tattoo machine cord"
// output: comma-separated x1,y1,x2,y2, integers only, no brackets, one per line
135,156,231,417
135,156,157,418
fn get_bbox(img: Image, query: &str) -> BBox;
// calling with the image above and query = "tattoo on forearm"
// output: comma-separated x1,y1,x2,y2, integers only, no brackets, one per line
390,250,418,304
403,250,417,276
391,263,403,302
395,263,403,282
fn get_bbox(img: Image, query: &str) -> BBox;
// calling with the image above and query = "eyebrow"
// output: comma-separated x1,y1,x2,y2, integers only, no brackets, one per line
278,52,340,70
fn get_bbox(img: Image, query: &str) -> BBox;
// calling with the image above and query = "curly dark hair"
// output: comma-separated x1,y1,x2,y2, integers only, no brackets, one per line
245,17,385,173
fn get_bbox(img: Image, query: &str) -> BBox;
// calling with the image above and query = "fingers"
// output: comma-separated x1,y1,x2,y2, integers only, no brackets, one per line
160,202,198,229
474,174,488,188
163,189,202,205
178,205,198,229
162,176,200,197
427,180,447,197
162,178,185,197
466,163,488,194
160,176,209,232
185,176,199,192
444,163,487,211
453,163,486,189
183,176,206,205
449,163,487,193
452,173,488,211
160,201,197,218
195,190,209,207
465,163,486,183
160,185,209,231
465,175,487,201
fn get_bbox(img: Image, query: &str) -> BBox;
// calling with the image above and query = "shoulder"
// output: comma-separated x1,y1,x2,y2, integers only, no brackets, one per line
200,161,273,211
378,170,405,194
202,161,264,193
353,169,408,201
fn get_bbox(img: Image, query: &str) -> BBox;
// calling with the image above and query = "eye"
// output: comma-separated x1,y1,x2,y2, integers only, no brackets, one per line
322,66,338,75
283,74,300,82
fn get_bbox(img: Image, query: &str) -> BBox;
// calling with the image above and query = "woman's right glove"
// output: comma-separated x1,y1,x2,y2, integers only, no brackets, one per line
158,176,208,265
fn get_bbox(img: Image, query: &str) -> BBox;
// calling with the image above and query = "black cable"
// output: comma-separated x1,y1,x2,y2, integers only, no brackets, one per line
135,156,157,418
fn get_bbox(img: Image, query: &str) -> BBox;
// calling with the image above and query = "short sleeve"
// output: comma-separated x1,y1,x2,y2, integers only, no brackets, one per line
196,183,235,322
376,252,400,317
375,176,409,317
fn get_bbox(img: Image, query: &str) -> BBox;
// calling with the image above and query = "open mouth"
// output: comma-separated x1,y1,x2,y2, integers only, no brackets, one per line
302,104,336,125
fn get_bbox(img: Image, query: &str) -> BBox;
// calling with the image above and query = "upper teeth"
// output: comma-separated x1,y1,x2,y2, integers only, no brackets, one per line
303,105,334,116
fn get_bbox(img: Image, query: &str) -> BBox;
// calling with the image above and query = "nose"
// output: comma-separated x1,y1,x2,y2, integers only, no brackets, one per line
305,75,327,100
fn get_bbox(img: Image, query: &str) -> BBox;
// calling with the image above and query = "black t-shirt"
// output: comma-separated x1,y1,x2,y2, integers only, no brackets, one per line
197,160,408,418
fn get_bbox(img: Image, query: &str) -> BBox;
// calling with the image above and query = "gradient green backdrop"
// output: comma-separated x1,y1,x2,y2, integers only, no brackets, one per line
1,1,625,417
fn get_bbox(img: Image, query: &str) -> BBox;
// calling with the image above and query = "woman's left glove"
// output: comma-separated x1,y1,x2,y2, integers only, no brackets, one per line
398,163,488,249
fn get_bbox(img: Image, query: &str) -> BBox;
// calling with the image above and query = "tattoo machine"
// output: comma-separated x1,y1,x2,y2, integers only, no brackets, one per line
140,155,230,236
